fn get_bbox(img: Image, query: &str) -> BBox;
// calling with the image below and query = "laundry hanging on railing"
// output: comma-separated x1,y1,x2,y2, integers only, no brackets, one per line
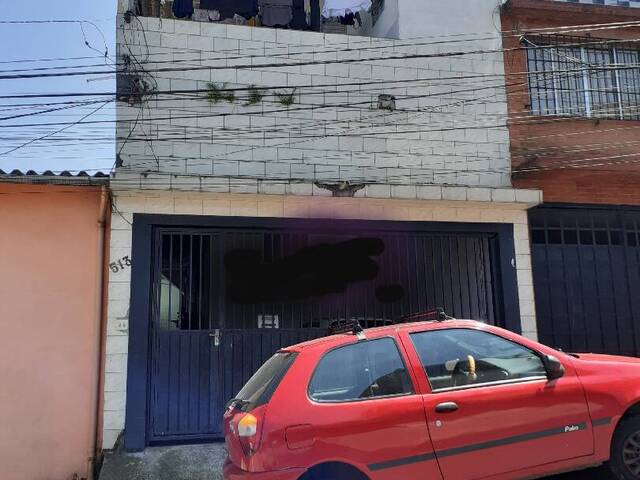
172,0,194,18
200,0,259,19
259,0,294,27
290,0,308,29
192,8,221,22
321,0,371,17
123,0,143,14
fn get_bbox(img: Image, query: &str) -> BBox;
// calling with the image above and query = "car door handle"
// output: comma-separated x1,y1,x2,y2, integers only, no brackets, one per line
435,402,459,413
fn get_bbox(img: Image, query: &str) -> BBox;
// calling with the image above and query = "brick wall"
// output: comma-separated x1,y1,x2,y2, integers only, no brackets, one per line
502,0,640,205
116,15,511,192
551,0,640,7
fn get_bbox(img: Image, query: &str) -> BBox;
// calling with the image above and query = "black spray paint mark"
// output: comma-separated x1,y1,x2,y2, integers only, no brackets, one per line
225,237,404,304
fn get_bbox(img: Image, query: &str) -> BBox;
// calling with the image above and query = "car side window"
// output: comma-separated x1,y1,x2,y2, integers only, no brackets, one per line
410,329,547,391
309,337,413,402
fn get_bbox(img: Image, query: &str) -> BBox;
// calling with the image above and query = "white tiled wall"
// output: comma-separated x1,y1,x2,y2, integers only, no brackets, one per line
116,15,511,190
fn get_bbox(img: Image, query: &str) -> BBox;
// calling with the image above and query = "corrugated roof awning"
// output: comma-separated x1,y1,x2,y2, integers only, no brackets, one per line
0,169,110,186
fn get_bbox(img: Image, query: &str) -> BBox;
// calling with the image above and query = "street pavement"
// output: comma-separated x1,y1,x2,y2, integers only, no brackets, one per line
99,442,614,480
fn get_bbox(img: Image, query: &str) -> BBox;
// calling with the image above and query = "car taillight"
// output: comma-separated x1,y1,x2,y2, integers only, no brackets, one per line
238,413,258,437
234,406,265,457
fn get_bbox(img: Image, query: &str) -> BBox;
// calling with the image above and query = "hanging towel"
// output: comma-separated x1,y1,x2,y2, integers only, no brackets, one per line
172,0,194,18
259,0,293,27
291,0,308,29
322,0,370,17
201,0,258,19
192,8,217,21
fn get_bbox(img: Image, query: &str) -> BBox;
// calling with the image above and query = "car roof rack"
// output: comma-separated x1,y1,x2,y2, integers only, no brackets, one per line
328,319,366,340
398,308,453,324
327,308,453,339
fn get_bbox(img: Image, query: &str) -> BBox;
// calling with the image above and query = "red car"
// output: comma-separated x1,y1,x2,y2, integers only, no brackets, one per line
223,317,640,480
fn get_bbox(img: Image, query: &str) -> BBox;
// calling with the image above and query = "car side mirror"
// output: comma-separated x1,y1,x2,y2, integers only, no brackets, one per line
542,354,565,380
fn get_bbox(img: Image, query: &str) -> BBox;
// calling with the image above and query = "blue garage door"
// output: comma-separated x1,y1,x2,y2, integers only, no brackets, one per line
148,227,499,443
530,205,640,357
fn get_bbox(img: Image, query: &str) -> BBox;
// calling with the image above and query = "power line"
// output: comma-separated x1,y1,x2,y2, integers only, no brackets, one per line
0,17,635,78
0,78,509,125
2,88,637,147
0,72,623,131
103,152,640,186
116,18,640,63
4,101,640,151
0,54,108,65
1,88,633,132
0,63,608,127
0,100,109,122
1,18,636,172
1,32,639,81
2,19,638,76
0,55,635,104
0,101,112,157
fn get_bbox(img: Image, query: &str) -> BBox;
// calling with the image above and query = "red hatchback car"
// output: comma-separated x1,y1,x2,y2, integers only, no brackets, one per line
223,318,640,480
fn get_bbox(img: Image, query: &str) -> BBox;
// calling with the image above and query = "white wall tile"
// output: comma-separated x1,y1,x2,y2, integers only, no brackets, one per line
117,17,513,192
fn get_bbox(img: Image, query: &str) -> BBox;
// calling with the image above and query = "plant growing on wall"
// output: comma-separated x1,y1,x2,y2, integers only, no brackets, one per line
206,82,235,104
245,85,265,106
275,88,297,107
205,84,297,108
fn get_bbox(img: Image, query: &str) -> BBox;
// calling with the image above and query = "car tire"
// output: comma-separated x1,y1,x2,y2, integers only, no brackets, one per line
299,462,369,480
610,416,640,480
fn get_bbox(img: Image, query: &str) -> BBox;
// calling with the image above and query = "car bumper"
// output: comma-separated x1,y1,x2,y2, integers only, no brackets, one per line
223,459,306,480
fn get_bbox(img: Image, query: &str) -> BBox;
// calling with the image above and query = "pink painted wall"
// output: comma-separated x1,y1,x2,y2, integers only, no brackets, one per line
0,183,108,480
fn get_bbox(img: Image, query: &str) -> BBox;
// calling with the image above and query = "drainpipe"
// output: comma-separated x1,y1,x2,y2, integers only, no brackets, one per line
90,186,110,480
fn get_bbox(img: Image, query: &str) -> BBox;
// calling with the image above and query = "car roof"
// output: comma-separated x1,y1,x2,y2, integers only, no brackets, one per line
283,319,491,352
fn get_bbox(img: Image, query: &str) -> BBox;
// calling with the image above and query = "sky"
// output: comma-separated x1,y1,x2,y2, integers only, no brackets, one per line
0,0,117,174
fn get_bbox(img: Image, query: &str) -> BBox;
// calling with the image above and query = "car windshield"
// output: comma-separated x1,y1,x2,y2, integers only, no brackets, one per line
234,352,297,409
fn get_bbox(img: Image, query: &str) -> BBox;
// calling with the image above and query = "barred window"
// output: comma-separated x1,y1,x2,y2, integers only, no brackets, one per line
526,37,640,120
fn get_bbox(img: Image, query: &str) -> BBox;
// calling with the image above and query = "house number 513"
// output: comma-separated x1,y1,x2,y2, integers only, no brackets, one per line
110,256,132,273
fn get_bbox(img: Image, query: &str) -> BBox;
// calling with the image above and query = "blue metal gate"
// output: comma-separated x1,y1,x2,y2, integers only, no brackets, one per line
149,328,322,442
148,226,500,443
530,205,640,357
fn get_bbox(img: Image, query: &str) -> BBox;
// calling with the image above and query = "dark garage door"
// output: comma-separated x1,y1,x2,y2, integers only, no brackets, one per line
530,206,640,357
148,225,501,443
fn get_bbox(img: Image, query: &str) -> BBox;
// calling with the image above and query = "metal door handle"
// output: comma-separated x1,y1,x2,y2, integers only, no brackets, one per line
435,402,459,413
209,329,220,346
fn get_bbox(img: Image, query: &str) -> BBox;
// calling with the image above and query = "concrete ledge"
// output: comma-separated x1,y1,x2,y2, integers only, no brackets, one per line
111,172,543,208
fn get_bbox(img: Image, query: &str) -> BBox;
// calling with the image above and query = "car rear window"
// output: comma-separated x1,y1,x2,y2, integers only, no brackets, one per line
308,337,413,402
234,351,297,410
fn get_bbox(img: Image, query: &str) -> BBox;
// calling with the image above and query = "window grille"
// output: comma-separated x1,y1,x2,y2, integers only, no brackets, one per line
525,35,640,120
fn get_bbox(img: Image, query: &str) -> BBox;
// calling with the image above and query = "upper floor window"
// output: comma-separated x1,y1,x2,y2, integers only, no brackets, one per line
525,36,640,121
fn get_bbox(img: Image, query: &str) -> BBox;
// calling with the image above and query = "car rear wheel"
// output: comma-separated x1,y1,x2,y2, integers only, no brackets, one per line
299,462,369,480
611,417,640,480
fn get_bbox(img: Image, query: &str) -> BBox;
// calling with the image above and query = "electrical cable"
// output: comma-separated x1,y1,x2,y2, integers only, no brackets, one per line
0,101,112,157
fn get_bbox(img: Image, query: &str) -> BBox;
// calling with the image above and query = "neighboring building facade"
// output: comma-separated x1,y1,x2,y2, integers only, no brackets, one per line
0,172,110,480
107,0,543,451
502,0,640,355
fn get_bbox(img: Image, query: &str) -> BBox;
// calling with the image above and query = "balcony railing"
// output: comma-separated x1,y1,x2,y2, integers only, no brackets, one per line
124,0,389,38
